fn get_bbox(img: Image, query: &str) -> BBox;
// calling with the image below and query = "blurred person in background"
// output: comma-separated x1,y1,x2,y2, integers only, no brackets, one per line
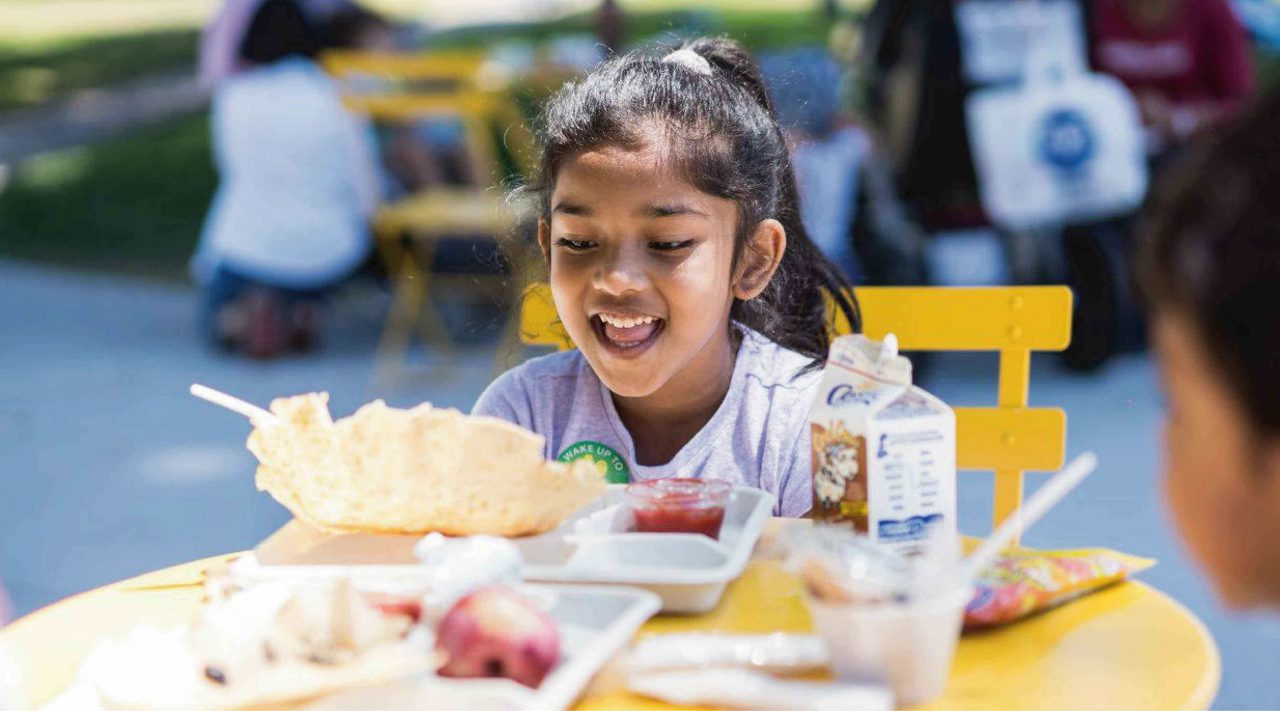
596,0,627,56
1060,0,1257,369
199,0,358,89
760,47,928,289
191,0,382,359
321,5,480,194
1092,0,1256,159
761,47,867,281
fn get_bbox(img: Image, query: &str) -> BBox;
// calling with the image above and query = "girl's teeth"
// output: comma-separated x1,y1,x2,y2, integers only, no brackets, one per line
601,315,654,328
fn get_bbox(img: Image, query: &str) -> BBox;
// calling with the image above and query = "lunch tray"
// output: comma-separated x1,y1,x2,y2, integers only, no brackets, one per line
243,485,774,614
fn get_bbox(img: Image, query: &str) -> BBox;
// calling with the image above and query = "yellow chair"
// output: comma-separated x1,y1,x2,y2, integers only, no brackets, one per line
520,283,1071,539
323,50,538,383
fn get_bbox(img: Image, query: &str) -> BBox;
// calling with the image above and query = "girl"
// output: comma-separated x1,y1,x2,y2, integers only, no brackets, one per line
474,38,860,516
1137,87,1280,608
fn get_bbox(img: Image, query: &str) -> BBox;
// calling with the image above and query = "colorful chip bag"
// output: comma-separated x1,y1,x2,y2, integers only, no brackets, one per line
964,548,1155,629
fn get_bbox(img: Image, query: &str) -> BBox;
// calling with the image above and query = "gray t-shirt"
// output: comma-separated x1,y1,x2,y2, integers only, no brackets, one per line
472,326,819,517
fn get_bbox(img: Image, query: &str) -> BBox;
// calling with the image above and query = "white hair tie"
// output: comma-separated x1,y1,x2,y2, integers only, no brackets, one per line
663,48,713,76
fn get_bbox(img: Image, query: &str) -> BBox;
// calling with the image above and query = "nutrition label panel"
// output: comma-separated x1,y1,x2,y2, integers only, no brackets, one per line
872,426,954,546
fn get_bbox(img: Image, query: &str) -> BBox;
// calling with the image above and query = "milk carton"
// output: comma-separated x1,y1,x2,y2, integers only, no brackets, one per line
810,334,957,555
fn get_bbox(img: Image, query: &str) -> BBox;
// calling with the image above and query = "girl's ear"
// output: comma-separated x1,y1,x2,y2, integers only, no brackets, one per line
537,219,552,261
734,218,786,300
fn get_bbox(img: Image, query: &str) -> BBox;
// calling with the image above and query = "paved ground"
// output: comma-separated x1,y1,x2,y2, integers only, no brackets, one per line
1,259,1278,708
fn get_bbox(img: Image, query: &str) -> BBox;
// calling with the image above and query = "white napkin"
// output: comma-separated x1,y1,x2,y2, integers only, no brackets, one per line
571,504,635,537
413,534,523,620
626,633,829,675
628,668,893,710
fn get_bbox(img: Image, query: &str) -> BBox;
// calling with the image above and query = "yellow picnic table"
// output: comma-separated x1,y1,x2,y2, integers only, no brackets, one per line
1,519,1218,710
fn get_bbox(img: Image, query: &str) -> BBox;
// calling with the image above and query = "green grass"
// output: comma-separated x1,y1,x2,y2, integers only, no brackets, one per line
0,28,198,112
0,113,215,279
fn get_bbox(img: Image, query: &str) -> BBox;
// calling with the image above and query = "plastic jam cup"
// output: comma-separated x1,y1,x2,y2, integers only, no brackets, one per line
625,478,732,540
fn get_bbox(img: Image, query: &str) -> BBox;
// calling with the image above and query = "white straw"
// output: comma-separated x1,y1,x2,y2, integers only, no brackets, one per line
189,383,275,424
961,451,1098,584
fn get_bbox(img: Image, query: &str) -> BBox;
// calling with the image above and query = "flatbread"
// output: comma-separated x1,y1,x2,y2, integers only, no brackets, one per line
247,394,605,536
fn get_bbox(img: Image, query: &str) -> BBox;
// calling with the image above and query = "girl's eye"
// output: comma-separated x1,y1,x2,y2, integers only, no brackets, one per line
649,240,695,252
555,238,596,252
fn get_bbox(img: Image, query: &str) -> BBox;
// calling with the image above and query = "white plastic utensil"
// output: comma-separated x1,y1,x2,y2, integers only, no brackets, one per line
189,383,275,424
960,451,1098,585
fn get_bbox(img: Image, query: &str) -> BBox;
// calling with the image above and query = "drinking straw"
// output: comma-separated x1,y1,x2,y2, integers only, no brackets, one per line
961,451,1098,584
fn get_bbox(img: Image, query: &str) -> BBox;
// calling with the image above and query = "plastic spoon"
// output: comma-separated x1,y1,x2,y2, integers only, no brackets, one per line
189,383,276,424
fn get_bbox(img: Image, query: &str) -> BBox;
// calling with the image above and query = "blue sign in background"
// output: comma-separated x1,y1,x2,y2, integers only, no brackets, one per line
1038,107,1096,174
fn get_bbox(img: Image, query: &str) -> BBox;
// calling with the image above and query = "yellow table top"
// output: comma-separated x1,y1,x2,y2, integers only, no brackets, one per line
2,537,1220,710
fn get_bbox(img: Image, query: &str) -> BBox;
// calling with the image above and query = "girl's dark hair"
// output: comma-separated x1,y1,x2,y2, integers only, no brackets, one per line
524,37,861,364
1137,87,1280,434
239,0,321,65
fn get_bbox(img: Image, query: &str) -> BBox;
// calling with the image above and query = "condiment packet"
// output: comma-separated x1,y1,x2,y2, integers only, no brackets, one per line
413,534,523,620
625,633,829,675
627,668,892,711
965,547,1155,628
571,504,635,537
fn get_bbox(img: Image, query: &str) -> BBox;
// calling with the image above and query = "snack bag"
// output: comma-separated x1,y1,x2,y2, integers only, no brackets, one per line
809,334,957,556
964,548,1155,629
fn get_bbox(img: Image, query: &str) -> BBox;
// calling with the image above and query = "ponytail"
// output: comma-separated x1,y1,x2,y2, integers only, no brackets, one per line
679,37,861,361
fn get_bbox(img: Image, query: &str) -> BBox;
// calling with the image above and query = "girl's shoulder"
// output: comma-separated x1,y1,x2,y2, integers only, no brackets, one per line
498,348,590,384
472,348,593,419
736,325,823,393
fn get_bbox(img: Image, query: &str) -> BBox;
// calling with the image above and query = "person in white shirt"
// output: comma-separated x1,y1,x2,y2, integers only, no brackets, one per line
198,0,357,89
191,0,381,358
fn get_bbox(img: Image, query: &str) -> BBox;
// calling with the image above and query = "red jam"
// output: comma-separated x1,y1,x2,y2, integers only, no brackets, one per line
625,478,731,540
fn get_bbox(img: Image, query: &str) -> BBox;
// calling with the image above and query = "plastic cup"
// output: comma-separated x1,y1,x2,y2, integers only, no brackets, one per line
805,587,971,707
625,478,731,540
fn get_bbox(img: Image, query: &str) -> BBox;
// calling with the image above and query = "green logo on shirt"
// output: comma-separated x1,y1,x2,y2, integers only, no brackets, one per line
558,440,630,483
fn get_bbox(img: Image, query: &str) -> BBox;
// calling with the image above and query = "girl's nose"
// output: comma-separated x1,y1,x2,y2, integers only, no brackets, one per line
595,246,650,295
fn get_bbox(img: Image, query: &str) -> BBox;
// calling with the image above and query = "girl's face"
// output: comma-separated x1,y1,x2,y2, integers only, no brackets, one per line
1154,311,1280,608
541,145,779,400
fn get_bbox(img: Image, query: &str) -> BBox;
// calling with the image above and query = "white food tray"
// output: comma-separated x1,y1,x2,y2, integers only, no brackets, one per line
242,485,774,615
60,557,660,711
311,583,659,711
517,485,775,614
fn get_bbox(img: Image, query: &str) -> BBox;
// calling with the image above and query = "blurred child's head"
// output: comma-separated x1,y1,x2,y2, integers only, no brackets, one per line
526,38,860,400
319,6,395,52
1138,88,1280,609
239,0,321,66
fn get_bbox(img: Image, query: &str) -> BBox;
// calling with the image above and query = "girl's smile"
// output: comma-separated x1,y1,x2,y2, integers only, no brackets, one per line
591,312,665,356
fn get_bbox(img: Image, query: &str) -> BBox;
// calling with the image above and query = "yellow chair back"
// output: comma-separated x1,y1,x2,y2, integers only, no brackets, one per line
321,49,535,182
519,284,1072,539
